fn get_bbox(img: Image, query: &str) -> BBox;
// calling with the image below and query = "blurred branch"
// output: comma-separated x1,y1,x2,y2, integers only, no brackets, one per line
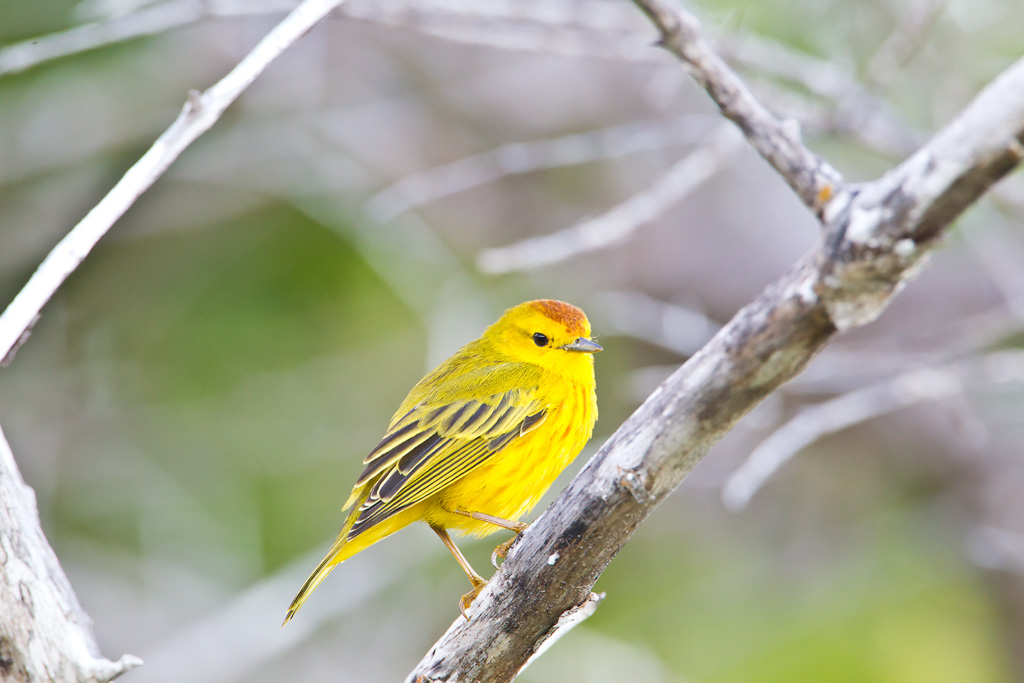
594,291,720,357
0,423,141,682
0,0,652,77
0,0,303,77
477,122,742,273
353,0,922,160
349,0,924,161
970,525,1024,575
133,539,434,683
0,0,920,171
365,115,715,222
353,1,922,163
343,0,654,62
631,0,844,216
721,32,925,156
0,0,348,364
722,365,966,510
0,0,200,76
405,52,1024,682
864,0,943,92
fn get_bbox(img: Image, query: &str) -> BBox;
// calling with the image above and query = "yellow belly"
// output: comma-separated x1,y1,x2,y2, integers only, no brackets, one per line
424,379,596,536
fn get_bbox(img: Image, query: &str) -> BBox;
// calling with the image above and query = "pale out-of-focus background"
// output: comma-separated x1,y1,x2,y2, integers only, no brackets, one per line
3,1,1024,681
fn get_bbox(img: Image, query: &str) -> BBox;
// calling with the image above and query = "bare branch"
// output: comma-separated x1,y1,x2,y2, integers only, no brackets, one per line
864,0,943,91
721,31,924,156
0,0,349,364
405,54,1024,683
477,123,743,273
0,1,201,77
0,424,141,681
133,539,435,683
722,366,965,510
366,115,715,222
724,349,1024,510
0,0,307,77
631,0,844,215
595,291,720,357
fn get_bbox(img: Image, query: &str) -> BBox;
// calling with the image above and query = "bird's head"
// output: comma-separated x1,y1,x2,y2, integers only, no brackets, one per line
487,299,602,373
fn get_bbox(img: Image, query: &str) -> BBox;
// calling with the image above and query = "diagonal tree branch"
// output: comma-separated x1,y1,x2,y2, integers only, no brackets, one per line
405,35,1024,683
0,0,203,77
723,364,967,511
477,123,744,274
0,0,349,365
365,115,717,223
632,0,844,217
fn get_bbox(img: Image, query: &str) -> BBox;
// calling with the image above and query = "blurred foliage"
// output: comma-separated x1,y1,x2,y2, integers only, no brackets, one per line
2,0,1024,681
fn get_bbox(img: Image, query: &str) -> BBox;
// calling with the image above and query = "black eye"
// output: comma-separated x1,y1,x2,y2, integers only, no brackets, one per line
532,332,549,347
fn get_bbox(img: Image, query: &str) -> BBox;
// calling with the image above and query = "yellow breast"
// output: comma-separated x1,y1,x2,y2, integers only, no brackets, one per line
427,375,597,536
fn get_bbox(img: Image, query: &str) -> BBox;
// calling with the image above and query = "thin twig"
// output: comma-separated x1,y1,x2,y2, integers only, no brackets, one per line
595,291,720,357
722,365,966,510
864,0,944,91
366,115,716,223
0,0,201,77
631,0,844,216
477,123,743,273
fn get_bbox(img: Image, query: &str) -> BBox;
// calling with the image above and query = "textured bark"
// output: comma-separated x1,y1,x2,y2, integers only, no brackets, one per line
0,426,140,682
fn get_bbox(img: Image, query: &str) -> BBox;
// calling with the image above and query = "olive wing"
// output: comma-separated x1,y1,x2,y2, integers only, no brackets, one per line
344,381,547,540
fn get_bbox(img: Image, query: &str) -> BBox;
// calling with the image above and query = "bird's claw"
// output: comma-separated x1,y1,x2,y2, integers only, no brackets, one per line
491,536,519,569
459,581,486,619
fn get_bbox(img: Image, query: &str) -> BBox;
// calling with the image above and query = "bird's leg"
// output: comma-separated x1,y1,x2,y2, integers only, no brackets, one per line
450,509,529,569
431,525,487,619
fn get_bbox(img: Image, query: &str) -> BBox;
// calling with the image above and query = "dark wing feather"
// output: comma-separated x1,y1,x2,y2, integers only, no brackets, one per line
344,387,546,540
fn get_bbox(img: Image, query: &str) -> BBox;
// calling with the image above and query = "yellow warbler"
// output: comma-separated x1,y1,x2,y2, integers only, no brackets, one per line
284,299,600,623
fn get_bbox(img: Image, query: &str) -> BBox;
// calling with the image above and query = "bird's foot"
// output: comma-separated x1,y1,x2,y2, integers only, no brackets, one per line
491,535,520,569
459,579,487,619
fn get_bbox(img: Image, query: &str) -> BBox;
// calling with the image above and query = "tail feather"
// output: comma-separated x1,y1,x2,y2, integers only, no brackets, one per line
283,490,368,626
283,541,344,625
283,491,423,625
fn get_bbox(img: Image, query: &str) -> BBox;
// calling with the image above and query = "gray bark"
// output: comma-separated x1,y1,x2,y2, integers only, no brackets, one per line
0,425,141,682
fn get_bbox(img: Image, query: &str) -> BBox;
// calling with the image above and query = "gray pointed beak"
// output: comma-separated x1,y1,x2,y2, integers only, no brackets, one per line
561,337,603,353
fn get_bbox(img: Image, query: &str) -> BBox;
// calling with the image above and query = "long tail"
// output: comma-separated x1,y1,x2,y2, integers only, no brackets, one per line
283,524,355,625
282,496,421,625
283,486,371,626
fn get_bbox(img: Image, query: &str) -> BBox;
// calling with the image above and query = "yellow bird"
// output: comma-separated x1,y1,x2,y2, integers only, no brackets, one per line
284,299,600,623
